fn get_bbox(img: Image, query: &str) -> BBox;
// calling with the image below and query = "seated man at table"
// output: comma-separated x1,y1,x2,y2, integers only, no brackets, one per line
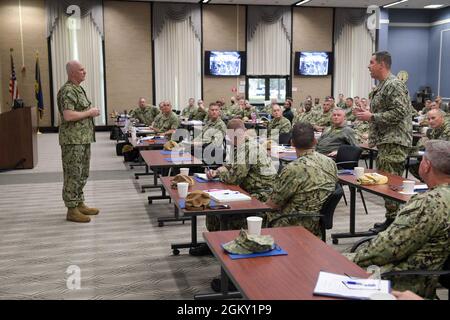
348,140,450,299
180,97,198,120
266,122,338,238
282,98,294,124
267,104,292,136
409,109,450,180
191,102,227,148
293,100,316,125
192,99,208,121
151,100,179,139
189,119,277,257
315,108,358,157
129,97,160,126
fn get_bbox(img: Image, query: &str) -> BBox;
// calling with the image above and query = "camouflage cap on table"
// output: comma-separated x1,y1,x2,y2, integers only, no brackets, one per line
223,229,275,255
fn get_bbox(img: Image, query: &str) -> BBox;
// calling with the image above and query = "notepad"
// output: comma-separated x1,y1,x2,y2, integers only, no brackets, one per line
313,271,391,300
204,189,252,202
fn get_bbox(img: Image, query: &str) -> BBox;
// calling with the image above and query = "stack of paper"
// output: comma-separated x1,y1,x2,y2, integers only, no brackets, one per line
313,271,391,300
205,189,251,202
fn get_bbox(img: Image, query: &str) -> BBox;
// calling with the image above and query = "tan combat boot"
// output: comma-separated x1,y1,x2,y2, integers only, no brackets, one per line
77,202,100,215
67,207,91,223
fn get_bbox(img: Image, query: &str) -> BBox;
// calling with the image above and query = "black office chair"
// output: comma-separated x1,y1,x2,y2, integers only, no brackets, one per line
351,235,450,300
335,145,369,215
268,183,344,242
279,132,292,145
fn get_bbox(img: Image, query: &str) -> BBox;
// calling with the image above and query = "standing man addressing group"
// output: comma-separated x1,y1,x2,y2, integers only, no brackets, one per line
355,51,412,232
58,60,100,223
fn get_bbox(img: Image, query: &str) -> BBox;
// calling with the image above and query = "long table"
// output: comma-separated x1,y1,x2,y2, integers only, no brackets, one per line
141,150,204,226
159,177,274,255
331,169,414,244
196,226,369,300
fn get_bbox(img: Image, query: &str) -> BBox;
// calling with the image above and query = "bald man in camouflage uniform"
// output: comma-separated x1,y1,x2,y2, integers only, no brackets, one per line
313,98,334,132
266,122,338,238
151,101,179,139
129,97,159,125
267,104,292,135
192,103,226,146
58,60,100,223
189,119,277,256
348,140,450,299
355,51,412,232
206,119,277,232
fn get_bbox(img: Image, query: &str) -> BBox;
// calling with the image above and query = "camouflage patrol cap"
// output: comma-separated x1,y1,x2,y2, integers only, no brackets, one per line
223,229,275,255
185,190,210,211
163,140,178,151
171,174,195,188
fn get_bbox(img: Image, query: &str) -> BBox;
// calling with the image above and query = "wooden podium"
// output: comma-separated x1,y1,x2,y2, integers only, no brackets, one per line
0,107,38,169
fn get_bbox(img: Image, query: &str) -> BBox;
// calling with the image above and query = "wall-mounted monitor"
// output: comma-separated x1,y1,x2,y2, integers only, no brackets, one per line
205,51,246,76
294,51,333,76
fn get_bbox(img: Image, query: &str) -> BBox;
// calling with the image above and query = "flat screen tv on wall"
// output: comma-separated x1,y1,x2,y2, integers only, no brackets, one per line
205,51,246,76
294,51,333,76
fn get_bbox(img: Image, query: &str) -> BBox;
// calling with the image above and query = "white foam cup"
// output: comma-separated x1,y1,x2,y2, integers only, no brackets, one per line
180,168,189,176
402,180,415,194
354,167,365,178
177,182,189,198
247,216,263,236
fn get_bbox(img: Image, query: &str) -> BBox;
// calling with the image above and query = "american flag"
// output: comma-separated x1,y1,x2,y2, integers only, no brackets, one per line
9,49,20,102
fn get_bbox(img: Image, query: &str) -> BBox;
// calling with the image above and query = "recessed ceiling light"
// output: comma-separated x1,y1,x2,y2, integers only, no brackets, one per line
424,4,444,8
295,0,312,6
383,0,408,8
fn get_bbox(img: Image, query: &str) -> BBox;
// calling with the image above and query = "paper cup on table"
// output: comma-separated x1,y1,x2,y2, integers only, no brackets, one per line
354,167,365,179
402,180,415,194
421,127,429,134
180,168,190,176
177,182,189,198
247,216,263,236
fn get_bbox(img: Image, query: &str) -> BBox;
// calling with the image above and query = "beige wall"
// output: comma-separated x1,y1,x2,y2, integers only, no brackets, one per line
202,5,246,104
104,1,153,125
292,7,333,105
0,0,51,127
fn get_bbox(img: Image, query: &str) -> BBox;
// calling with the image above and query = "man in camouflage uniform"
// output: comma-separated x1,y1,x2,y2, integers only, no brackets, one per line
129,97,160,125
192,102,226,147
267,104,292,135
409,109,450,180
180,98,198,120
192,99,208,121
293,100,317,125
151,100,179,139
237,100,258,120
313,98,334,131
266,122,338,238
342,97,356,122
336,93,346,109
315,108,358,157
282,98,295,124
355,51,412,232
189,119,277,257
58,60,100,223
348,140,450,299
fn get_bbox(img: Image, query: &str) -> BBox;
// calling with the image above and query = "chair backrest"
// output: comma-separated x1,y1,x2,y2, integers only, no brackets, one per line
279,132,292,145
319,183,344,229
439,251,450,289
335,145,363,169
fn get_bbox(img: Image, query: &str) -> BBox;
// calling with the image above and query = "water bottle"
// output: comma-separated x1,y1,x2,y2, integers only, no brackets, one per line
251,112,256,123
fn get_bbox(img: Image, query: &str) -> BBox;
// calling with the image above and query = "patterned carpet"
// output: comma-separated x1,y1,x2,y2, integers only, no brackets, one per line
0,132,437,300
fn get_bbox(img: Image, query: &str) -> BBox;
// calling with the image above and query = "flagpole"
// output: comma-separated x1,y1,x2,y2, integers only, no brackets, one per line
35,50,42,134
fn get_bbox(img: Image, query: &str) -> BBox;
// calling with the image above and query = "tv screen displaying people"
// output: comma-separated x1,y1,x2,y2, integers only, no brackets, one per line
298,52,330,76
208,51,242,76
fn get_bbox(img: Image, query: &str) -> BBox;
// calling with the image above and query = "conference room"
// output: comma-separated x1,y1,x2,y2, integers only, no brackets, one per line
0,0,449,304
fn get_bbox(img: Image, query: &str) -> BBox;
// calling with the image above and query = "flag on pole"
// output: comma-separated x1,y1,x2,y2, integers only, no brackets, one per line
35,53,44,119
9,48,20,103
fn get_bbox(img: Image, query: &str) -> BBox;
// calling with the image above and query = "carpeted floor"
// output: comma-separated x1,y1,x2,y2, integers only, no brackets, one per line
0,132,442,300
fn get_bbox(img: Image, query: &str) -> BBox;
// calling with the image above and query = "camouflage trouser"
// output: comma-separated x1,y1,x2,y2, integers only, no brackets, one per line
61,144,91,208
376,143,409,220
206,191,270,232
266,211,321,238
